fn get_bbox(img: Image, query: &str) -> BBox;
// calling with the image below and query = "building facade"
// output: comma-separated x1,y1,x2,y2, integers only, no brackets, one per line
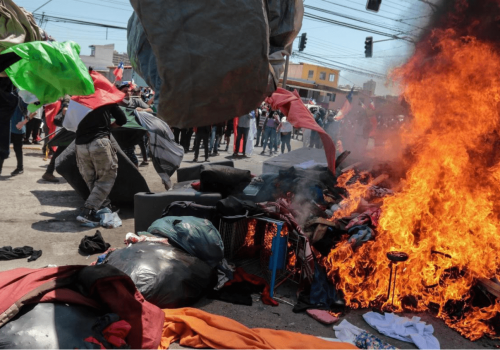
80,44,115,71
363,79,377,95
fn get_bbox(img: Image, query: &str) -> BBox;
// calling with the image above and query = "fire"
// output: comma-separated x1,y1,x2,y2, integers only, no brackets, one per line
324,1,500,340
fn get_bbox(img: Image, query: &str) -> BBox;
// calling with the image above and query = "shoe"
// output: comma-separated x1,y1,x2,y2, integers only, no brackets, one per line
33,141,40,145
101,203,119,213
193,157,198,162
42,172,59,183
23,139,31,145
242,153,247,157
10,168,23,176
76,207,100,224
260,151,265,155
139,161,149,167
232,153,238,157
212,152,219,156
205,158,210,162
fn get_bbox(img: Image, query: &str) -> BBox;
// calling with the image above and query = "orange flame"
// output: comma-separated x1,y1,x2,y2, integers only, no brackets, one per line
324,18,500,340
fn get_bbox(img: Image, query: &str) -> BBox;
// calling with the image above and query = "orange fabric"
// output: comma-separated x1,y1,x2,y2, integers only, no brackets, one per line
72,71,125,110
266,88,336,173
160,308,358,349
44,100,61,152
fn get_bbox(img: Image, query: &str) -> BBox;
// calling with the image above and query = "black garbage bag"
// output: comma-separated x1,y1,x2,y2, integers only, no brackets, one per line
147,216,224,268
128,0,271,128
55,135,150,205
200,165,252,197
106,242,216,308
0,303,106,349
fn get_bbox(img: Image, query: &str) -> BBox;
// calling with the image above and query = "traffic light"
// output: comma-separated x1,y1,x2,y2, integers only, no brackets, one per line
365,36,373,58
366,0,382,12
298,33,307,52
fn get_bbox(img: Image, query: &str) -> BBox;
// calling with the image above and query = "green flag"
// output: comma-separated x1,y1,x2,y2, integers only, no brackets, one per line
1,41,94,110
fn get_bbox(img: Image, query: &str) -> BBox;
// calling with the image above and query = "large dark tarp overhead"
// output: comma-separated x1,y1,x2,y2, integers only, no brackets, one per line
127,0,302,128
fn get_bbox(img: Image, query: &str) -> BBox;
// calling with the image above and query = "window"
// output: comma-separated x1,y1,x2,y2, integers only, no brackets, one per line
90,46,95,57
319,72,326,80
330,93,336,102
329,73,335,82
312,91,320,100
308,70,314,79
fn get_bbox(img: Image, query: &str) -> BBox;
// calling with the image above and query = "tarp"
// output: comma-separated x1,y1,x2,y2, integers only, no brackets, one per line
128,0,272,128
266,88,336,173
0,265,164,349
111,107,147,149
159,308,357,349
2,41,95,111
0,0,42,75
136,110,184,190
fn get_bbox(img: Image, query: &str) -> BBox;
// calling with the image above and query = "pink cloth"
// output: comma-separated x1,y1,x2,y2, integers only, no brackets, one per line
266,88,336,173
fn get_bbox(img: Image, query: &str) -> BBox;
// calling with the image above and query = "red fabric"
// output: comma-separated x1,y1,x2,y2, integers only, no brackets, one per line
84,337,106,349
113,67,123,81
103,320,132,347
72,71,125,110
224,267,278,307
191,181,201,191
44,100,61,152
345,207,381,230
232,117,244,153
265,88,336,173
37,288,100,310
0,266,164,350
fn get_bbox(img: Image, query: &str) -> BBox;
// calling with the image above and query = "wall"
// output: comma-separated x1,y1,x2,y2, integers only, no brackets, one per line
80,44,114,71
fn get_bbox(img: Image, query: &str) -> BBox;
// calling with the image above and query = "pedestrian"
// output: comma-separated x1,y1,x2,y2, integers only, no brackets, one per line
277,116,293,153
42,95,71,183
209,121,225,156
24,106,43,144
9,94,29,176
310,108,326,149
192,125,210,162
75,103,127,224
234,112,251,157
181,128,194,153
261,111,280,155
255,104,267,147
224,118,234,151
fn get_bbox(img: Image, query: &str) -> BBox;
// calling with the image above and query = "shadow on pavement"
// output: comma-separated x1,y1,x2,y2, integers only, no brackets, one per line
31,210,90,233
31,190,82,208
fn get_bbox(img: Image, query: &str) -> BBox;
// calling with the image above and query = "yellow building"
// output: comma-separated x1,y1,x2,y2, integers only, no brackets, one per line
287,63,340,88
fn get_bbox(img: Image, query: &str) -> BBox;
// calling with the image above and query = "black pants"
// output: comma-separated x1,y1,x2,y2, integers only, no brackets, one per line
25,118,42,141
235,126,249,154
172,127,181,144
281,133,291,153
10,133,23,170
139,135,148,162
193,131,209,159
180,128,193,152
46,145,67,174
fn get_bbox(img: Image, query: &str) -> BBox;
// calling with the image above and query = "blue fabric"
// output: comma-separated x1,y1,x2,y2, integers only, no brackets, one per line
310,263,338,308
348,225,373,248
10,100,27,135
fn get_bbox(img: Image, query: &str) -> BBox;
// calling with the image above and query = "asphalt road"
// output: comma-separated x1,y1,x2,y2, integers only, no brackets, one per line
0,136,498,349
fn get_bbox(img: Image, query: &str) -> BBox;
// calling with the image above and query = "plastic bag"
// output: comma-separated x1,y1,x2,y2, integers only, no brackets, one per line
0,303,105,349
147,216,224,268
106,242,216,308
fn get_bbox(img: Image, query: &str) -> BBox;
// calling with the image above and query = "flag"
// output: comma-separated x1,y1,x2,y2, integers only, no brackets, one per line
266,88,337,174
370,98,376,110
44,100,62,152
2,41,94,112
334,87,354,121
360,101,366,110
113,61,124,81
63,70,125,132
308,98,316,105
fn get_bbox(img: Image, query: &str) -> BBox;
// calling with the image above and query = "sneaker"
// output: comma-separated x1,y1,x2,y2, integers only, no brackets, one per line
23,139,31,145
260,151,265,155
42,172,59,183
232,153,238,157
242,153,247,157
193,157,198,162
139,161,149,167
11,168,23,176
205,158,210,162
33,141,40,145
76,207,100,224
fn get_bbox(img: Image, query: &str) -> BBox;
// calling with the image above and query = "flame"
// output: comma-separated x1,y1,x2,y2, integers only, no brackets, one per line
324,3,500,340
330,170,373,220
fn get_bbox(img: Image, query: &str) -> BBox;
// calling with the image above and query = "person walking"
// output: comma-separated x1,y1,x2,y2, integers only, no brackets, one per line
255,104,267,147
261,111,279,155
224,118,233,151
277,116,293,154
234,112,251,157
24,106,43,144
192,125,210,162
9,95,29,176
75,103,127,224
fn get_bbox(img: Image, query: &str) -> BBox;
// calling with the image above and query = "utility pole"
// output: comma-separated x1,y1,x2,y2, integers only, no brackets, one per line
39,12,45,28
106,28,108,40
33,0,53,13
282,44,292,89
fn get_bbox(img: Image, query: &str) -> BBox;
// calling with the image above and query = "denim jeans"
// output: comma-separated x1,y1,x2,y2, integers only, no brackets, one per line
209,126,219,154
262,126,277,152
281,133,291,153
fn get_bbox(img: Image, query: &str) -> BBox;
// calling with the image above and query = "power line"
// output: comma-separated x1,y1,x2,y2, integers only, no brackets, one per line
71,0,132,11
33,13,127,30
303,12,414,41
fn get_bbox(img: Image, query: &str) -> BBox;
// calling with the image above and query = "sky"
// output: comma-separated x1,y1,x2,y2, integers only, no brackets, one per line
15,0,436,96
